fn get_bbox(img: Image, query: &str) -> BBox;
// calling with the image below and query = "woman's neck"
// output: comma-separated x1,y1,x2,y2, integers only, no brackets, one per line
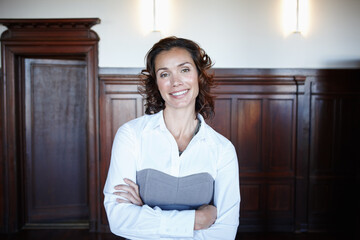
163,107,198,141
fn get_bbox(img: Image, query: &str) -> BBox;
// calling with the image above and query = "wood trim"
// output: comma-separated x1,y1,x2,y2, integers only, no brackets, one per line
0,18,100,27
0,18,100,41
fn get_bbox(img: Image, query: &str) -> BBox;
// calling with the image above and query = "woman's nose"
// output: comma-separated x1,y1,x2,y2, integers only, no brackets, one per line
171,74,183,87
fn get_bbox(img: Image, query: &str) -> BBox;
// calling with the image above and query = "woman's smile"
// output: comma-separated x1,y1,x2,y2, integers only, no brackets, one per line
170,89,189,97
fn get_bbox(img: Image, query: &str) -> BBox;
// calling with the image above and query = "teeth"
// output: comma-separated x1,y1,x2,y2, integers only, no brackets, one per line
171,90,188,96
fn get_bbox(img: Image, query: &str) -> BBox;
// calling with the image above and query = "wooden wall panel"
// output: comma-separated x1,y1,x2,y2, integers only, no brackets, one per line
111,99,137,138
241,184,261,212
233,94,296,231
0,69,4,232
311,97,336,173
71,69,360,234
0,18,100,233
2,68,352,234
208,98,232,140
337,98,360,173
3,51,359,234
307,77,360,234
97,73,311,233
268,184,292,212
24,59,88,225
99,76,144,231
266,99,294,172
237,99,262,172
239,181,265,229
204,76,300,231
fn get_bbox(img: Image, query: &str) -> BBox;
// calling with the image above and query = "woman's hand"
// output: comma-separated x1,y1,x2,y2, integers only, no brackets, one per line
113,178,143,206
194,204,217,230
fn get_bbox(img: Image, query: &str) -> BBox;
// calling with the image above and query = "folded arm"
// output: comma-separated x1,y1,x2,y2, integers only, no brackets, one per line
104,125,196,239
193,142,240,240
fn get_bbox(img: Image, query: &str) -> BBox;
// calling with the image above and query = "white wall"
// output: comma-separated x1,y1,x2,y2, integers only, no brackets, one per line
0,0,360,68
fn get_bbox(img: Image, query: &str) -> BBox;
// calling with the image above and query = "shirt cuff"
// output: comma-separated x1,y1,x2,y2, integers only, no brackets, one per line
159,208,195,238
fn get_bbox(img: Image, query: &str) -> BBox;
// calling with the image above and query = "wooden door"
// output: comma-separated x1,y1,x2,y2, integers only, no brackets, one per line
0,18,100,233
23,59,88,227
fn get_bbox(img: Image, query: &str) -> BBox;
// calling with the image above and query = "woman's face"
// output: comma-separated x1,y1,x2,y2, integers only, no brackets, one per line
155,47,199,112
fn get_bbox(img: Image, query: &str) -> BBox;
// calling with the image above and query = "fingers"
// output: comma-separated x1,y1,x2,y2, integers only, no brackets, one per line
114,183,137,197
115,178,140,196
206,205,217,219
116,198,130,204
114,191,143,206
113,178,143,206
194,204,218,230
124,178,140,196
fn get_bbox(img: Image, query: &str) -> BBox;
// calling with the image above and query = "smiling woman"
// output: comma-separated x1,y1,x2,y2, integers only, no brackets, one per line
103,36,240,240
155,48,200,113
140,37,215,119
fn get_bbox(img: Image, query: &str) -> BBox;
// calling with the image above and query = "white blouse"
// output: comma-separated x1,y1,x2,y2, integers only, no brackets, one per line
103,111,240,240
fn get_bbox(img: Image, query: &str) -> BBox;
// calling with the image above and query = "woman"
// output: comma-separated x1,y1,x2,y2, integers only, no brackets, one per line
103,37,240,239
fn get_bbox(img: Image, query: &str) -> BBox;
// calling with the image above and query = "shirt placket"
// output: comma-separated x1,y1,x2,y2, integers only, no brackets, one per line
164,130,181,177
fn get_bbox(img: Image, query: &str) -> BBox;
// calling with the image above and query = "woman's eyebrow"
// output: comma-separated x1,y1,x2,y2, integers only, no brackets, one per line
156,62,192,73
155,67,168,74
178,62,192,67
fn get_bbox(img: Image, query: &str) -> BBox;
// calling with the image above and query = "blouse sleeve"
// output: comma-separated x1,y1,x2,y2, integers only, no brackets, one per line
193,141,240,240
103,123,196,239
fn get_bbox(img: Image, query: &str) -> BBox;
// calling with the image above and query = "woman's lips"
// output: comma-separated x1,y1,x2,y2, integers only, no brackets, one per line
170,89,189,97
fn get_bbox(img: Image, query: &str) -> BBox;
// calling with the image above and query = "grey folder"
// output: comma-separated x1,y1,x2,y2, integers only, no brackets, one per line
136,169,214,210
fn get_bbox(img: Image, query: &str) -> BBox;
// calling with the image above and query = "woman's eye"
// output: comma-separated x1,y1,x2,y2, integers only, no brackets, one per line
181,68,190,73
160,72,168,78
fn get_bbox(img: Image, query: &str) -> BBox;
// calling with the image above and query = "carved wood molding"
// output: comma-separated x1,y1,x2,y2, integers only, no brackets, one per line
0,18,100,40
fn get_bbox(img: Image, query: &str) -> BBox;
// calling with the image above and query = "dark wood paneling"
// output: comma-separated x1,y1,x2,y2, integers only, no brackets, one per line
99,76,144,231
268,183,292,212
3,51,360,234
0,19,100,233
241,184,261,212
209,98,232,140
239,181,266,230
307,75,360,233
294,78,308,232
237,99,262,172
97,69,359,234
336,97,360,174
0,69,4,232
266,99,294,172
98,74,302,232
233,93,296,231
24,59,88,224
311,97,336,173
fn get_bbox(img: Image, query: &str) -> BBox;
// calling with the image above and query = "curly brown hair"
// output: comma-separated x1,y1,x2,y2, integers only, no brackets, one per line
139,36,215,119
